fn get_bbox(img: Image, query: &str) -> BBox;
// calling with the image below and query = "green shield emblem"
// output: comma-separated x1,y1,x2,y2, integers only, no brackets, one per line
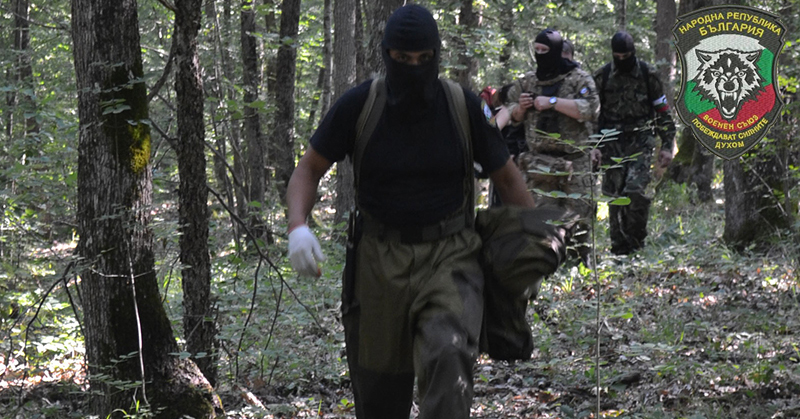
673,6,786,160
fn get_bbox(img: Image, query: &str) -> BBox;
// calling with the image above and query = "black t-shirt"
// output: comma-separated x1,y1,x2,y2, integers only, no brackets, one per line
310,79,510,227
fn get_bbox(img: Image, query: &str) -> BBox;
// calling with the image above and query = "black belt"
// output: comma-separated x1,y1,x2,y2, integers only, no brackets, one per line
361,212,468,244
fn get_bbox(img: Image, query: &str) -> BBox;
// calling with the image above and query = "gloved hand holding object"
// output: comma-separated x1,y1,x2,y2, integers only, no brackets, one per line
288,225,325,277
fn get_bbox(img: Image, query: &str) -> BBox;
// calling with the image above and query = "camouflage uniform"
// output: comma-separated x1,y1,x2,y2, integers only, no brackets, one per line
505,68,600,262
593,59,676,254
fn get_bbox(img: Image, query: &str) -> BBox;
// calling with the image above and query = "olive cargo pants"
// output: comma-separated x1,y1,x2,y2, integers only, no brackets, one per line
342,228,484,419
602,130,655,254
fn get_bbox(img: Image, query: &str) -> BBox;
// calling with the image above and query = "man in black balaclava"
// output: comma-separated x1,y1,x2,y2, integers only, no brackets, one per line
593,31,677,255
381,4,440,107
534,29,568,80
611,31,637,73
505,28,600,267
286,4,535,418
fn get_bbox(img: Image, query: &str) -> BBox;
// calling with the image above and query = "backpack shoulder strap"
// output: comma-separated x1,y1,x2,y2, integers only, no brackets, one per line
440,78,475,226
441,79,471,153
354,77,386,187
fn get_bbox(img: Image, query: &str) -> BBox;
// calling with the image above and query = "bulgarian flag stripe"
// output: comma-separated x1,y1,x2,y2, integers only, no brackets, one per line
696,85,776,132
652,95,669,113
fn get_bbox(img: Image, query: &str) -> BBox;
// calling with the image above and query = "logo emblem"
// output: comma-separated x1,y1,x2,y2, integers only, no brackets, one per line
673,6,786,160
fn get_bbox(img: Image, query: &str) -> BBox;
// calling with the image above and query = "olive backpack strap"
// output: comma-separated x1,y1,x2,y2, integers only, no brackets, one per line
441,78,475,227
353,77,386,191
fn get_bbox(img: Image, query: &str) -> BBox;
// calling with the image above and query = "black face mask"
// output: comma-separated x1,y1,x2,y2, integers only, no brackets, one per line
614,54,637,73
381,5,441,108
382,48,440,107
535,29,563,80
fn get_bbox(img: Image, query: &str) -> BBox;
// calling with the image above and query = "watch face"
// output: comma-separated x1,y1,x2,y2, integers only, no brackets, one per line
549,96,557,104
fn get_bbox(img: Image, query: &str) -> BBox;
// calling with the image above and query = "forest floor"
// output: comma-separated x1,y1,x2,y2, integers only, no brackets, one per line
1,181,798,418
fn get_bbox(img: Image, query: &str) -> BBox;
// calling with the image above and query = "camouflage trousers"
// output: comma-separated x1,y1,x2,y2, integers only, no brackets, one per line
601,130,655,254
518,152,597,263
342,227,484,419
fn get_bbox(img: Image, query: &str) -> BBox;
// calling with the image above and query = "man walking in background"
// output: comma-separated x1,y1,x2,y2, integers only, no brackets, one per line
593,31,676,255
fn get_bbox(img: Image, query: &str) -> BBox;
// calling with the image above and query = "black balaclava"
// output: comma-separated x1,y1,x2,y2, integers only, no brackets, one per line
381,5,441,107
535,29,564,80
611,31,637,73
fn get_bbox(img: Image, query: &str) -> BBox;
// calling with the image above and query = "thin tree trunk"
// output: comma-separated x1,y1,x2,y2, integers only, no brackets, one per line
175,0,217,387
332,0,357,225
453,0,478,89
616,0,626,30
12,0,38,136
241,0,265,238
270,0,301,200
497,0,516,83
71,0,219,416
354,0,366,83
307,0,332,126
654,0,675,109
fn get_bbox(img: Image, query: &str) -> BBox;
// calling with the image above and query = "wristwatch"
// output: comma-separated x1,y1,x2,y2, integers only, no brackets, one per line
549,96,558,108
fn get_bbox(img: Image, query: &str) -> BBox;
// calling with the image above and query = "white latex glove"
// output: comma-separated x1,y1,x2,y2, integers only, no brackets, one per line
288,225,325,277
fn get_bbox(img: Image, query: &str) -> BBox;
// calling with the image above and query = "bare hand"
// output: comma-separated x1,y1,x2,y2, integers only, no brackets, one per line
534,96,555,111
518,93,535,111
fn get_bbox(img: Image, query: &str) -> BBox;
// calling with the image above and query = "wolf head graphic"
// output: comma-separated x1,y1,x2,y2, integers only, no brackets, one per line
692,49,764,121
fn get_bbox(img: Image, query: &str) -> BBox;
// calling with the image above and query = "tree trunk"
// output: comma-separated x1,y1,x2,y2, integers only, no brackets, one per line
241,0,266,237
453,0,478,90
7,0,39,140
332,0,357,225
654,0,675,109
497,0,516,83
307,0,332,127
175,0,217,387
71,0,219,416
354,0,366,83
270,0,301,200
616,0,626,30
362,0,404,76
723,148,793,249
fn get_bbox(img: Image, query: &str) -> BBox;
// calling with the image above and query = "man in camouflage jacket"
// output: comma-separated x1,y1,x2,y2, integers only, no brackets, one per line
505,28,600,266
593,31,676,255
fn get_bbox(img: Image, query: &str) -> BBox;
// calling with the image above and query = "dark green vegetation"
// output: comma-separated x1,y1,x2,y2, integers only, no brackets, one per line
0,0,799,417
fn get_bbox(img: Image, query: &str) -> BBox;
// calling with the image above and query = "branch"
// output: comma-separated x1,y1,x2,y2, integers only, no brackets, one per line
147,35,178,104
207,186,329,334
156,0,177,13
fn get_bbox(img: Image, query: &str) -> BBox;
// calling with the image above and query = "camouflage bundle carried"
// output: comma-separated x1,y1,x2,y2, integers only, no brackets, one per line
475,205,575,360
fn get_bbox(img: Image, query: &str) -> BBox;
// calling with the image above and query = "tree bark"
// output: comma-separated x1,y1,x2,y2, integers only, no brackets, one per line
616,0,626,30
241,0,266,237
453,0,478,90
175,0,217,387
71,0,219,416
723,148,793,249
332,0,357,225
362,0,404,76
497,0,516,83
654,0,675,109
270,0,301,200
8,0,39,138
307,0,332,127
